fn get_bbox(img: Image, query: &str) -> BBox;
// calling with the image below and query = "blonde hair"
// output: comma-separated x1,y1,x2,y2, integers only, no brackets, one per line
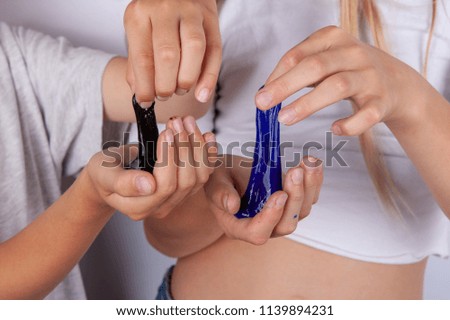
339,0,437,215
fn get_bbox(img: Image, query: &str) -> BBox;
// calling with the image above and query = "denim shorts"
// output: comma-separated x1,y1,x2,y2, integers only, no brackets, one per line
155,265,175,300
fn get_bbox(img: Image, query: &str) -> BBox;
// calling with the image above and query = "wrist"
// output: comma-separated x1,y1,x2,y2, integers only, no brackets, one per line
67,168,115,224
385,80,436,135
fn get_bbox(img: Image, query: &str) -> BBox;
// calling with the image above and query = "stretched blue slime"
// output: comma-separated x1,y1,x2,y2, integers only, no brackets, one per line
235,101,283,219
132,95,159,173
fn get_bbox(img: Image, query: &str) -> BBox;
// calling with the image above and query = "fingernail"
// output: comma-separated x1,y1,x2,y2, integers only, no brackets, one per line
172,117,184,134
275,193,288,208
331,124,342,135
197,88,210,103
136,176,152,195
183,116,196,134
176,88,188,95
255,91,273,109
157,95,170,101
278,108,297,125
291,168,303,185
305,157,323,171
139,101,153,109
165,129,174,143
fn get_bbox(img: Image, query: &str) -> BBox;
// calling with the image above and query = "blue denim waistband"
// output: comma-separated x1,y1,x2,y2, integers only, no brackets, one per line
155,265,175,300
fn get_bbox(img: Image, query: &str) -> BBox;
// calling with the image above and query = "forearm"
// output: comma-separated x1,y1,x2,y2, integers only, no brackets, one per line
102,57,212,123
0,170,113,299
388,86,450,217
144,189,223,258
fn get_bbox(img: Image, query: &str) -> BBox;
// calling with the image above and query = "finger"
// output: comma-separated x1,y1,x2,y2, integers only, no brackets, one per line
206,167,241,216
152,15,181,100
272,167,304,237
183,116,213,192
195,12,222,103
299,157,323,219
277,71,363,125
125,16,156,107
256,45,366,111
266,25,354,84
152,129,177,202
90,144,156,197
203,131,218,167
178,16,206,93
161,117,196,208
331,98,386,136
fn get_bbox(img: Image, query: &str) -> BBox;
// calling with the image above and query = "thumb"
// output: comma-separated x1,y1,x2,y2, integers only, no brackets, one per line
109,170,156,197
205,167,240,214
89,144,156,197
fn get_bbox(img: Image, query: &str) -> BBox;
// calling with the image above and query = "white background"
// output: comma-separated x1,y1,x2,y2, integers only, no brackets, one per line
0,0,448,299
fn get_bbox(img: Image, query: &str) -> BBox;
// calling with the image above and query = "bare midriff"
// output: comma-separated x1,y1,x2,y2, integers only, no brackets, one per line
171,236,426,299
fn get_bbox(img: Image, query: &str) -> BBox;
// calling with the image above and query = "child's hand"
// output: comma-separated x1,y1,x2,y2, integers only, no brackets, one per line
86,116,216,220
205,155,323,245
124,0,222,107
255,26,432,135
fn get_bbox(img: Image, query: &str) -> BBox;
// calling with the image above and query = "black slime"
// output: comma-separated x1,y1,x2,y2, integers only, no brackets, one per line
132,95,159,173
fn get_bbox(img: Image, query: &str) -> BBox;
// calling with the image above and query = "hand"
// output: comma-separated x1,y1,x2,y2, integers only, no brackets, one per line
205,155,323,245
86,116,216,220
124,0,222,107
255,25,432,135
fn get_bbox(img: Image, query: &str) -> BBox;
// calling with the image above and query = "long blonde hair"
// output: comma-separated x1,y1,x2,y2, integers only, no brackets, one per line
340,0,437,215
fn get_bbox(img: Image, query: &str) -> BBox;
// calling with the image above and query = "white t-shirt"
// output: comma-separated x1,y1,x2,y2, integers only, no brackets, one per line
0,22,115,299
215,0,450,263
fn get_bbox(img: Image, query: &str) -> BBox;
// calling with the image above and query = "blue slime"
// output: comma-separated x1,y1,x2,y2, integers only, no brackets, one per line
234,101,283,219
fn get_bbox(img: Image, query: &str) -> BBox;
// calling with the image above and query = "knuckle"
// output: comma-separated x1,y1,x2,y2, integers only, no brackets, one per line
273,77,292,97
250,235,268,246
338,122,354,136
298,97,313,115
156,46,180,64
200,70,219,84
275,223,297,236
134,52,155,70
306,56,326,75
159,0,176,14
124,1,140,26
135,92,155,104
160,183,177,197
282,50,301,69
365,106,382,124
289,191,304,203
244,228,268,246
298,210,311,220
155,88,175,98
177,77,196,90
179,177,197,191
206,41,222,54
349,44,367,60
185,36,206,52
323,25,344,37
129,213,144,222
333,75,351,95
196,171,210,185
